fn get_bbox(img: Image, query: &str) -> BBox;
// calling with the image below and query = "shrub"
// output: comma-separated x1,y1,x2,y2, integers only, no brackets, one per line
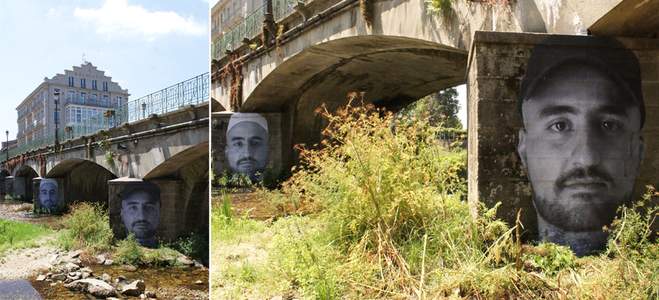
58,203,113,253
114,234,144,265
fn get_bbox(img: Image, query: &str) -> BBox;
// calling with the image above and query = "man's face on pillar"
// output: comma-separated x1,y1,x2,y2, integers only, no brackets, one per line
225,121,269,180
39,180,58,210
121,190,160,242
518,64,643,232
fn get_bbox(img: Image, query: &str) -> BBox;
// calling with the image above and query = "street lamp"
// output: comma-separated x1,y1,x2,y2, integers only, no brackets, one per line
54,89,60,146
4,130,8,162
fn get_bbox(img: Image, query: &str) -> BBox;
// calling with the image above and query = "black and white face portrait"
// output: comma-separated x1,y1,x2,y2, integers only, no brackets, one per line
120,183,160,248
224,113,270,182
39,179,59,211
517,38,645,256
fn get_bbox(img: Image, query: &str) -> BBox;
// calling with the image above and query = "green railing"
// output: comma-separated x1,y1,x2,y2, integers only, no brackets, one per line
212,0,302,60
2,73,209,161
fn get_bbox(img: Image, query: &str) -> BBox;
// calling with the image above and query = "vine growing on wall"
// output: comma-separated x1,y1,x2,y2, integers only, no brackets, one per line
98,132,115,166
218,53,244,111
360,0,373,27
426,0,510,15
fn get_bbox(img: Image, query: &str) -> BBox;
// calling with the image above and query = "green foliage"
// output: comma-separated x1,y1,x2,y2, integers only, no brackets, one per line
400,88,462,129
426,0,453,14
212,197,266,243
0,219,52,255
167,230,209,265
522,243,576,276
115,234,144,265
58,203,113,253
270,217,343,299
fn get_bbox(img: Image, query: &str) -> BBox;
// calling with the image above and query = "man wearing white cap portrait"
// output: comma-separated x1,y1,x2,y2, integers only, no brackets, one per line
224,113,270,182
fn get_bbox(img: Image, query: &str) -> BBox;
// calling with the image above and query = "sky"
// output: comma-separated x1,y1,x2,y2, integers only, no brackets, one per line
0,0,210,140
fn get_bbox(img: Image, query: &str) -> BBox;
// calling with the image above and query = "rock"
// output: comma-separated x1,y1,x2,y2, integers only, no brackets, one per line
36,275,46,281
63,262,80,272
104,259,114,266
51,273,67,281
65,279,116,298
67,271,81,281
68,250,83,259
121,265,137,272
173,297,186,300
81,272,91,279
145,290,156,298
117,275,127,281
101,273,112,282
120,279,145,297
195,280,204,285
177,256,195,266
107,298,121,300
271,296,284,300
96,254,106,264
140,294,147,299
49,283,57,287
80,267,93,274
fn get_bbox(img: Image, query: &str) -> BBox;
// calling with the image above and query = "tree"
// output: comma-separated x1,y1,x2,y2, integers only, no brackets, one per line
400,87,462,129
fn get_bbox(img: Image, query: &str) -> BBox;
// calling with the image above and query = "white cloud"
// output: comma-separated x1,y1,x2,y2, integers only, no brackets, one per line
74,0,205,39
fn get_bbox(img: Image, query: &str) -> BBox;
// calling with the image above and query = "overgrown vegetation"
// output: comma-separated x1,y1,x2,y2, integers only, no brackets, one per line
214,102,658,299
58,203,114,253
0,219,53,255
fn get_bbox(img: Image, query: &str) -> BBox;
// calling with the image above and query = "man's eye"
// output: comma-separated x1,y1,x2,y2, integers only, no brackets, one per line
233,141,243,147
549,121,569,132
602,120,622,131
249,140,262,147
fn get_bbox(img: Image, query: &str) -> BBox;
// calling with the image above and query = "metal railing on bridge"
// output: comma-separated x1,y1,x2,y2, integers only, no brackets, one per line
3,73,209,161
212,0,302,60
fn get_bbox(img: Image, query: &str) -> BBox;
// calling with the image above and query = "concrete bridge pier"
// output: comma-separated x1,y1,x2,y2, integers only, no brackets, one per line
3,176,14,200
108,175,208,245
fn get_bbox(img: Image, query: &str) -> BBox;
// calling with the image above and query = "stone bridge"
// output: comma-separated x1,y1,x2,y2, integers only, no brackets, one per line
212,0,656,171
2,75,209,243
212,0,659,233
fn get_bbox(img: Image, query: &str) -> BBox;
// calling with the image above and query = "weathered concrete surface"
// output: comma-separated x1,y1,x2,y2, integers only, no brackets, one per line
589,0,659,38
215,0,624,111
467,31,659,236
212,112,284,179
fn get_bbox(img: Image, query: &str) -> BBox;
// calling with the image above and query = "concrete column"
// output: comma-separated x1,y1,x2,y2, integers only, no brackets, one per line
32,177,66,214
467,31,659,238
13,176,27,201
4,176,14,200
109,177,185,243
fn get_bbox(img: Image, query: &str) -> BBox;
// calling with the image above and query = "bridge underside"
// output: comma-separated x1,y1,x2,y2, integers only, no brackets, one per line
241,36,467,165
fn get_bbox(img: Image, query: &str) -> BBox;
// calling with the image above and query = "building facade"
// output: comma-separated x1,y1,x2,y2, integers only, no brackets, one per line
16,62,129,146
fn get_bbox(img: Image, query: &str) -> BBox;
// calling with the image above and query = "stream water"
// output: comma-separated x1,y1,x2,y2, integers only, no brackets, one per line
30,264,208,299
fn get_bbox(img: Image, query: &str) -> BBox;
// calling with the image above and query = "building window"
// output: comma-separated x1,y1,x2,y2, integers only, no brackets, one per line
67,90,75,102
92,80,97,90
81,92,87,103
90,94,98,105
116,96,123,107
102,81,108,92
102,95,109,106
68,76,74,87
80,78,86,89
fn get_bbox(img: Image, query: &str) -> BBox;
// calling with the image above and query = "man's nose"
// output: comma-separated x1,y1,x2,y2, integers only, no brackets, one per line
239,144,253,158
570,126,601,168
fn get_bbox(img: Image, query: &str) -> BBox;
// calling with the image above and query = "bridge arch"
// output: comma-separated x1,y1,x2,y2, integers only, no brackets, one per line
143,142,209,237
47,159,118,207
12,165,39,202
242,36,467,161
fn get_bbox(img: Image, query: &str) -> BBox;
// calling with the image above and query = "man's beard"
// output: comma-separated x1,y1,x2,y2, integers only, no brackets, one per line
533,166,626,232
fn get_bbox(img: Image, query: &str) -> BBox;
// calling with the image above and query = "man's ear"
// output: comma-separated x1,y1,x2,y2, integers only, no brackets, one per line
517,128,528,170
